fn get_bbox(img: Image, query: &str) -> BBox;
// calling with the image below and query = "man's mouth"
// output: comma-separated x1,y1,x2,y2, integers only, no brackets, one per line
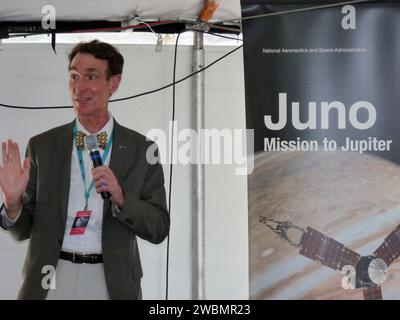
76,97,91,102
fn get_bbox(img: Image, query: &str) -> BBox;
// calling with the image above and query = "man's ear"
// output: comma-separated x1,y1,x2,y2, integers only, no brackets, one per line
109,75,122,96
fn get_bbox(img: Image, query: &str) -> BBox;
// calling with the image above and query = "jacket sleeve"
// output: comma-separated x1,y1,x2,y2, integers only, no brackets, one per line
114,144,170,244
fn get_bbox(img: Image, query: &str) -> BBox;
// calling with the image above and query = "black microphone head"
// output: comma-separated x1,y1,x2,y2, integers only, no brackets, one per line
84,134,99,152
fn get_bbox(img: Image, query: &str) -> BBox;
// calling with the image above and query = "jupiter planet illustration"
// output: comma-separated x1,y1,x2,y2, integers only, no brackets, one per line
249,150,400,299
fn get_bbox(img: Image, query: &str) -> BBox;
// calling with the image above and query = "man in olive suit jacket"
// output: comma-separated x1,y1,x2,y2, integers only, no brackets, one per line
0,40,169,300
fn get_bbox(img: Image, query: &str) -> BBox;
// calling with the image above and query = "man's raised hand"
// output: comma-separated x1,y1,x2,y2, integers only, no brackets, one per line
0,139,30,219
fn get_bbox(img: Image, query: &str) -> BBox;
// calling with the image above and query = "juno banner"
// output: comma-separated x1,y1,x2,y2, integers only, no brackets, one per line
241,0,400,299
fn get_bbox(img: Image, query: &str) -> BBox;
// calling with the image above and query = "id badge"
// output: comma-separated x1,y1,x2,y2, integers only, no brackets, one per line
70,210,92,235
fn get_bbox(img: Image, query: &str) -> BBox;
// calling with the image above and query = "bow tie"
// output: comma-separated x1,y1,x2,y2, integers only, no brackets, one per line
75,131,108,150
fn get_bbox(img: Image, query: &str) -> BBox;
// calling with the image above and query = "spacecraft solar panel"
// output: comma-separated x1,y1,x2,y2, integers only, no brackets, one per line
363,286,382,300
373,225,400,266
299,227,359,270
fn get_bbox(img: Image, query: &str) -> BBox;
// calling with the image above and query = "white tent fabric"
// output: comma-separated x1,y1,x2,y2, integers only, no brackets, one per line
0,0,240,22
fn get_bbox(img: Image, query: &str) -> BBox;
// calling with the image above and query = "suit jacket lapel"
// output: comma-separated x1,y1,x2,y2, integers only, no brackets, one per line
57,120,74,229
109,120,129,184
103,120,129,218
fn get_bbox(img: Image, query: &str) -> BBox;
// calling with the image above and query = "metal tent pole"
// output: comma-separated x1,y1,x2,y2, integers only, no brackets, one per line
192,30,206,300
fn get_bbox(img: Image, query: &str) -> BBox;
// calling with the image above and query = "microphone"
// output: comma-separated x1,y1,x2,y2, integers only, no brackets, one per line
84,134,110,200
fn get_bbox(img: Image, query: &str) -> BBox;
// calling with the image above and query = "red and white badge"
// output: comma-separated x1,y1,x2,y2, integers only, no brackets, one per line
70,210,92,235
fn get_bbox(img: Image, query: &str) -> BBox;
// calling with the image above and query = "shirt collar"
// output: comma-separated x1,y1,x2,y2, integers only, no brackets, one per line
76,111,114,137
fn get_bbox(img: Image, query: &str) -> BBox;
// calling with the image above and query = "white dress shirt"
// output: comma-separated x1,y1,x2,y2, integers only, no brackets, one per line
1,113,115,254
61,115,114,254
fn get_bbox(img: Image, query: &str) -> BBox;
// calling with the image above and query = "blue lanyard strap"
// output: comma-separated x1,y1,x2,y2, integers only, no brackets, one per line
73,121,113,209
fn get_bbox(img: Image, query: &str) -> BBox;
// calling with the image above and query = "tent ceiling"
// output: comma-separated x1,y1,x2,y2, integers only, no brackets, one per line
0,0,240,23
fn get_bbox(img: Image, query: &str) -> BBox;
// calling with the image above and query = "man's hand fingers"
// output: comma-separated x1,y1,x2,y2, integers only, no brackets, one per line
92,167,114,180
14,142,22,168
7,139,14,162
94,179,107,188
11,140,17,163
91,167,121,201
95,182,111,194
92,166,109,175
92,171,107,182
96,186,108,193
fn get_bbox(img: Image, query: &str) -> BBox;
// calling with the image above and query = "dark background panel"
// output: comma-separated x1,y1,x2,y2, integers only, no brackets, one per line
241,2,400,163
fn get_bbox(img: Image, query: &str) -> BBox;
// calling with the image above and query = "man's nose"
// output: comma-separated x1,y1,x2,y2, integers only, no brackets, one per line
73,79,88,94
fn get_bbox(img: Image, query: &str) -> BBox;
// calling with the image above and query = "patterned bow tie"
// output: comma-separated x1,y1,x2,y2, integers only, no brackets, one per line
75,131,108,150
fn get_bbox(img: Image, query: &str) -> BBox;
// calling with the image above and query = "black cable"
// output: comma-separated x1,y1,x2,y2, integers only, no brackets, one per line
110,44,242,102
0,102,71,109
189,29,243,42
165,32,181,301
0,41,243,110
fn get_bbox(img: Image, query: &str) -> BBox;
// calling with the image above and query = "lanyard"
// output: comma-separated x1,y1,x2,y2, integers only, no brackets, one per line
73,122,113,210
